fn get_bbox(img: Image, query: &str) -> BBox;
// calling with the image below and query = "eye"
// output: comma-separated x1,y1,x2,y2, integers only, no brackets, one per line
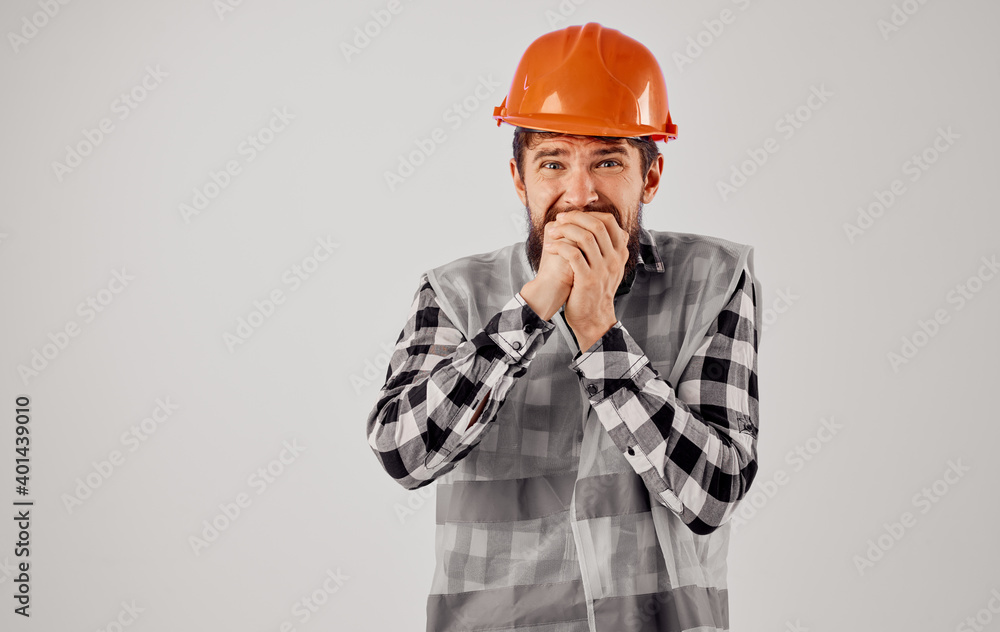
541,162,562,170
597,159,621,168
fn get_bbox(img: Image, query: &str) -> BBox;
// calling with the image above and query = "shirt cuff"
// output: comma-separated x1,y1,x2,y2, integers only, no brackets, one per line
483,292,556,363
568,321,654,402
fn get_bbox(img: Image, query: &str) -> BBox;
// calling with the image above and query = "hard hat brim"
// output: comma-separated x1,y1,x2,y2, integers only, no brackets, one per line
494,113,677,142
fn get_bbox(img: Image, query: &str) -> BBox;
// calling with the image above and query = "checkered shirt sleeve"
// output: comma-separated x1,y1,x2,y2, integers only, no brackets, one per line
366,273,557,490
569,266,760,535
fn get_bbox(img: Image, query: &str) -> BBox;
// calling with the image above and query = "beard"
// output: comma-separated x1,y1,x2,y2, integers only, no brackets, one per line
523,200,644,283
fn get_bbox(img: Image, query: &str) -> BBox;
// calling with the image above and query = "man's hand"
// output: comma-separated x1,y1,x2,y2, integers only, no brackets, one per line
519,218,576,321
544,211,628,351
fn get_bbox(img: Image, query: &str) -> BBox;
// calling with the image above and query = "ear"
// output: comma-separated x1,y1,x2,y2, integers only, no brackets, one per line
641,153,664,204
510,158,527,207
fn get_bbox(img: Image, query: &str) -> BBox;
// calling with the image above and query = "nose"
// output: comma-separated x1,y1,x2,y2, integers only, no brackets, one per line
561,166,599,209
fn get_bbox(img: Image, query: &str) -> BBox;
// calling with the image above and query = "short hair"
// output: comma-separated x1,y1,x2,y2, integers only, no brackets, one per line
512,127,660,182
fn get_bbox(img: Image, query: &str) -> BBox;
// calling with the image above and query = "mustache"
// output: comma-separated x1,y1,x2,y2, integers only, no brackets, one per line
543,202,624,228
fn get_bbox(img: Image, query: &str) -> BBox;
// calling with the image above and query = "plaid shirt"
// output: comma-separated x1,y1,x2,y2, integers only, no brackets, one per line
367,233,759,533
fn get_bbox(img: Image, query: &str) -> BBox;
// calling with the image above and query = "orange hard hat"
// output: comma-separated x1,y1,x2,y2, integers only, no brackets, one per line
493,22,677,142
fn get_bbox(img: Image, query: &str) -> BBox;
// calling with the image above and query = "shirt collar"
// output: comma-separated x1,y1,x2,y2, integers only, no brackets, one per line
637,225,664,273
615,226,664,297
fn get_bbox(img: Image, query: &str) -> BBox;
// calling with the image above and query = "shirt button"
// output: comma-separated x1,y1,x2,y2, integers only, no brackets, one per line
587,384,597,395
524,324,534,334
627,446,635,456
512,341,522,350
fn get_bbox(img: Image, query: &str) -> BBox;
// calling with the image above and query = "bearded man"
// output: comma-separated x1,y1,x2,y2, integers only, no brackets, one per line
367,22,763,632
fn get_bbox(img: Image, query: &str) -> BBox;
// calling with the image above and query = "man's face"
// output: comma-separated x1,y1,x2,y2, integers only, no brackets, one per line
510,135,663,278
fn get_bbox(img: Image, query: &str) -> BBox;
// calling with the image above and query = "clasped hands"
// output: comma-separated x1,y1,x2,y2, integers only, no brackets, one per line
543,210,629,352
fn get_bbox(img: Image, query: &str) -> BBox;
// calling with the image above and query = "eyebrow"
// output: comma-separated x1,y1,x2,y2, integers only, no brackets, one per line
531,145,629,162
593,146,628,158
532,147,567,162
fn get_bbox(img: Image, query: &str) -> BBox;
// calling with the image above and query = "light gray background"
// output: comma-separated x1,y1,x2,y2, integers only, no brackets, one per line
1,0,998,630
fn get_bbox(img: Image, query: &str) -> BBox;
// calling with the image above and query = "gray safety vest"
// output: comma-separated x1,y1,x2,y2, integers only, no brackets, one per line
423,228,759,632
